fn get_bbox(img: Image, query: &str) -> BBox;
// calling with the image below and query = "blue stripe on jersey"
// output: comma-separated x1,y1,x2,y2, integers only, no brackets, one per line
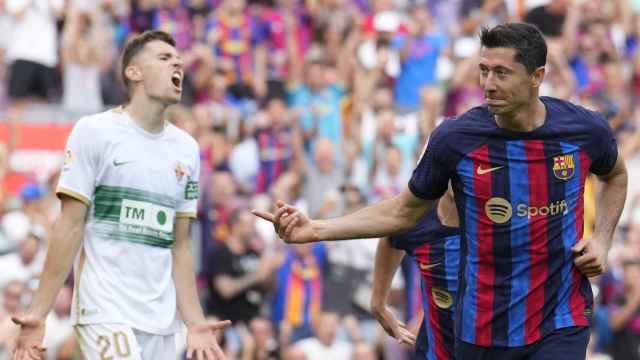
457,157,477,344
421,279,437,360
506,141,530,347
444,235,460,301
403,259,420,322
554,142,581,327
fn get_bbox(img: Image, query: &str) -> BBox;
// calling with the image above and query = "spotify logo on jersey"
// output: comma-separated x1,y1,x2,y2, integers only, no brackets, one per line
484,197,513,224
484,197,570,224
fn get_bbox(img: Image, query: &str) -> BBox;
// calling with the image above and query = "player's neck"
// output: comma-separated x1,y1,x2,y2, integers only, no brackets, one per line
494,98,546,132
124,95,168,134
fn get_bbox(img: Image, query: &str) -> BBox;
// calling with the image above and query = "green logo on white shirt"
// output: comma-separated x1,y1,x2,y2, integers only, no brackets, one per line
185,181,198,200
113,159,134,167
120,199,175,233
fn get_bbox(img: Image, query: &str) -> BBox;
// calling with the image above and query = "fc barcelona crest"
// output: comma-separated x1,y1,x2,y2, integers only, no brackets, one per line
553,154,575,180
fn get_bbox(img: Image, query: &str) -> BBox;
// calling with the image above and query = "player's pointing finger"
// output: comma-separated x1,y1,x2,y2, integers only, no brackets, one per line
251,210,275,222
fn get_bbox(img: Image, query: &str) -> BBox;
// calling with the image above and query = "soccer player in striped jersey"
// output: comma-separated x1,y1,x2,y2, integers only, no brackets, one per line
12,31,229,360
371,191,459,360
254,22,628,359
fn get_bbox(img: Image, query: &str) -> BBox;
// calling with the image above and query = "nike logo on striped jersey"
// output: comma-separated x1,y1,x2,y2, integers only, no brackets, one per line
419,262,441,270
476,165,504,175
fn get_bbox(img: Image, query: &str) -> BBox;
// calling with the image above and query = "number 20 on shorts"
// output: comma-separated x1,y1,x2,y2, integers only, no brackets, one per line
97,331,131,360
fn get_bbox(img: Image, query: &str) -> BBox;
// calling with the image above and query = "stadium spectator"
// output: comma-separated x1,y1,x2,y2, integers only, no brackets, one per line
0,230,45,290
245,317,280,360
0,280,27,356
204,0,267,99
351,341,377,360
303,137,345,219
288,54,347,161
61,3,111,116
272,243,326,344
605,258,640,360
392,4,447,112
5,0,64,104
281,344,307,360
254,96,304,194
199,171,240,260
295,311,353,360
523,0,570,38
204,209,279,325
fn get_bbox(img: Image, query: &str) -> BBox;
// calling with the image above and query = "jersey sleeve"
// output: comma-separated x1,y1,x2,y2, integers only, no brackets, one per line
588,112,618,176
389,234,413,253
176,144,201,218
408,121,454,200
56,118,98,206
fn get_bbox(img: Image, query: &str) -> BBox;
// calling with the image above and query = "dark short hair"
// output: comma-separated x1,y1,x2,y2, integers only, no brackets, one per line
479,23,547,74
120,31,176,92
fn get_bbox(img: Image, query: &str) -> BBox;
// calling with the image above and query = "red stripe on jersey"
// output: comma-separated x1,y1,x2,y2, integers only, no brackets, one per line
570,149,591,324
472,144,494,346
524,140,549,343
416,242,448,360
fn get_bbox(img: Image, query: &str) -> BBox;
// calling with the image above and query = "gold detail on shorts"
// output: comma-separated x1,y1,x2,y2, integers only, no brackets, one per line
96,331,131,359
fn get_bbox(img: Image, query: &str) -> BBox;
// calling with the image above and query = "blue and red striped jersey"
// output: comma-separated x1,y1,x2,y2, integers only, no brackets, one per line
254,126,293,193
390,204,460,360
409,97,618,347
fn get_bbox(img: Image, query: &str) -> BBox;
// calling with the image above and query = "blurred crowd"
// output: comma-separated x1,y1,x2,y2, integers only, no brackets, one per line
1,0,640,359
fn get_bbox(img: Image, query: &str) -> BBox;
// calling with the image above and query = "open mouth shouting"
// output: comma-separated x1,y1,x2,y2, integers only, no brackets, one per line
171,71,183,92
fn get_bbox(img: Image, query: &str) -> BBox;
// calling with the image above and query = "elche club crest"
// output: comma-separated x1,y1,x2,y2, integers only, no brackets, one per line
174,162,187,183
552,154,575,180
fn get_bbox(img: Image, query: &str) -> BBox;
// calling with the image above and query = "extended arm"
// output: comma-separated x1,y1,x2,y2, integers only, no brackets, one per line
313,189,435,241
27,196,87,319
254,188,436,244
172,217,207,326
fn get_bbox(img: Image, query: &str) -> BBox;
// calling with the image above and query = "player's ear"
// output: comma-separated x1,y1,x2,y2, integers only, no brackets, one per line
125,65,142,83
530,66,545,88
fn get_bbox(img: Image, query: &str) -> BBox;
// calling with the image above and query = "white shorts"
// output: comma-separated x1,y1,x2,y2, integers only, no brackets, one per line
74,323,176,360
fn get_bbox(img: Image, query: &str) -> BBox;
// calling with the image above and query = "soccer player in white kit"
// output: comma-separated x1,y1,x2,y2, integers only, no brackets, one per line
11,31,230,360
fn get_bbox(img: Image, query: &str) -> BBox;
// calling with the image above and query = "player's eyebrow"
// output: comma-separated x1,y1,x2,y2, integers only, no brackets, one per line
157,52,180,59
478,63,514,73
158,52,183,63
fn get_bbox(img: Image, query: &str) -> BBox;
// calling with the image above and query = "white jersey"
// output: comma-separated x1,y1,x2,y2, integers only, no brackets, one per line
57,107,200,335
